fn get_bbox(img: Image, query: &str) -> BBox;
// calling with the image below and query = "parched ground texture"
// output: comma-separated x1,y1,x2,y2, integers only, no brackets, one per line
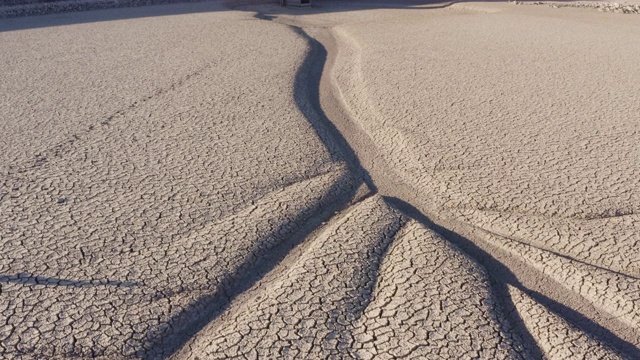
0,0,639,359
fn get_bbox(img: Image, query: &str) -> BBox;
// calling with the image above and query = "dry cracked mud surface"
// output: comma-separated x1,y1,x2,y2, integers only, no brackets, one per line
1,0,639,359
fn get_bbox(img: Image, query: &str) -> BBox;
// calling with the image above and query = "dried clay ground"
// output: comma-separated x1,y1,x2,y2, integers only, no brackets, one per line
0,0,639,358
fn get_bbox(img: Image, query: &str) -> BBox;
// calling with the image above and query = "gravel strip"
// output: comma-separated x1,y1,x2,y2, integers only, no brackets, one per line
512,0,640,14
0,0,273,18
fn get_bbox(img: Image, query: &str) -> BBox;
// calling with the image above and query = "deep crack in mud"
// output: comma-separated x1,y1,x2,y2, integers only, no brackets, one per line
1,1,638,359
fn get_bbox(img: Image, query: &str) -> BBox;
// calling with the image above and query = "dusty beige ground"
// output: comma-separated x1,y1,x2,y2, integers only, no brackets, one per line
0,0,639,359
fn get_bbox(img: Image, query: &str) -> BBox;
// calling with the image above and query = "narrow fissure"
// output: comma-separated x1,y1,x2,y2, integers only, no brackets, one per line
248,10,640,358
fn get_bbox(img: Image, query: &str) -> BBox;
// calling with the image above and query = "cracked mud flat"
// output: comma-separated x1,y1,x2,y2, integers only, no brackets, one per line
0,0,639,358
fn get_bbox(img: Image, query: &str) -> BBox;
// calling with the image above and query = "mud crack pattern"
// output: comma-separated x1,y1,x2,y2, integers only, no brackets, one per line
1,1,639,359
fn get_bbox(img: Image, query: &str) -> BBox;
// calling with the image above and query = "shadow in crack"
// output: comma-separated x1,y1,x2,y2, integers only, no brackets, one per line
326,214,407,352
383,195,640,359
383,196,545,358
288,23,378,193
256,8,640,357
0,273,140,287
255,10,544,358
143,173,363,359
143,14,394,357
526,289,640,358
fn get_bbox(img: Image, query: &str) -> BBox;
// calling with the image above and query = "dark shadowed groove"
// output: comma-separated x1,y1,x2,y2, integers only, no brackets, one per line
385,196,640,359
291,25,378,194
385,197,544,358
154,8,640,359
252,13,543,358
477,224,640,281
142,16,381,358
299,23,640,357
254,11,379,194
526,289,640,359
146,173,364,359
0,273,140,287
327,215,408,355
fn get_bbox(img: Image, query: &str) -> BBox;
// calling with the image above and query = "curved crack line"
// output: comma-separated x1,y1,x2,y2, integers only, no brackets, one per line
248,10,640,358
0,273,140,288
244,11,544,359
